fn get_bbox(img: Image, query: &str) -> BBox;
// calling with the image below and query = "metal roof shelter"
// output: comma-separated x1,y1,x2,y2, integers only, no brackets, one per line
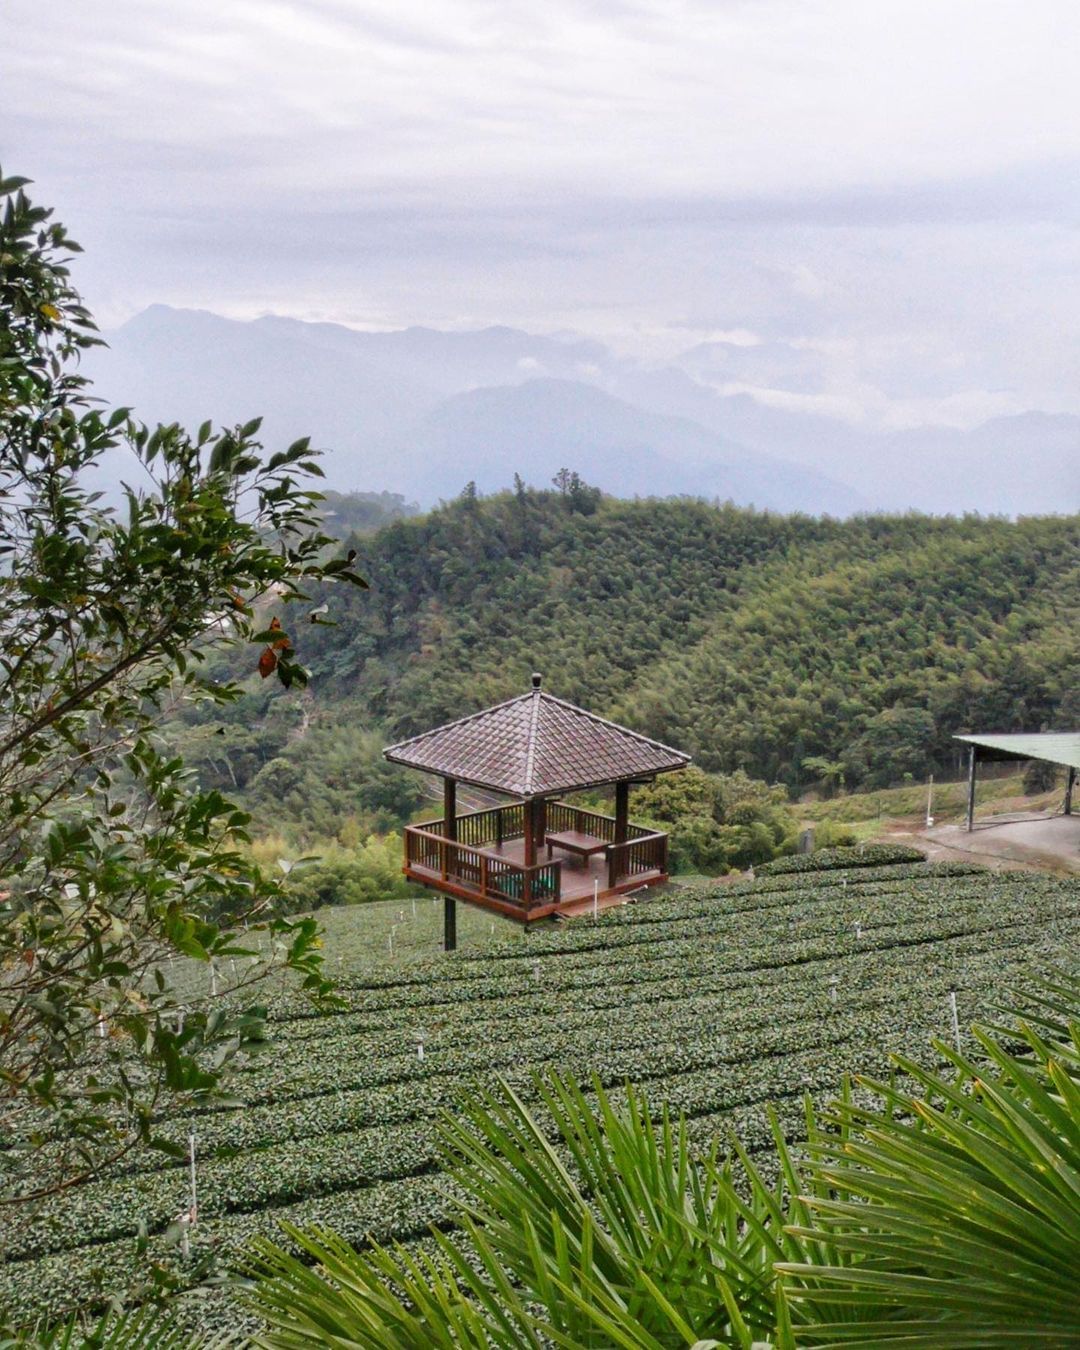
954,731,1079,831
385,675,691,947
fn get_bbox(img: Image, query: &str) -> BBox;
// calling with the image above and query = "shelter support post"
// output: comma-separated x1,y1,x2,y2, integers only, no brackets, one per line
443,778,457,838
523,797,539,906
442,777,456,881
1066,766,1076,816
614,781,629,846
966,746,977,833
444,896,456,952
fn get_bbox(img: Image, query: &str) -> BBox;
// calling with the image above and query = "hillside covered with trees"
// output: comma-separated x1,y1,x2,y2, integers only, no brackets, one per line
175,486,1079,847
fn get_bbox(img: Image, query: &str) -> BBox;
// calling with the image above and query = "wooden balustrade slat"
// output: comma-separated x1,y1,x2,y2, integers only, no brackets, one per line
405,811,660,913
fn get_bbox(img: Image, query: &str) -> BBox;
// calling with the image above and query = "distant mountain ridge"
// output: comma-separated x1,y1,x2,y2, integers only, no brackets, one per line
84,305,1080,517
384,377,862,513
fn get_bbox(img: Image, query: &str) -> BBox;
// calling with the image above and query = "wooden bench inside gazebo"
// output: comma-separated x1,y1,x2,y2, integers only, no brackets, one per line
384,675,690,948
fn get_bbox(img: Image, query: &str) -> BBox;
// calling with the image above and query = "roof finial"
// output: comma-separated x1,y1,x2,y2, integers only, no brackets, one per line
531,672,542,689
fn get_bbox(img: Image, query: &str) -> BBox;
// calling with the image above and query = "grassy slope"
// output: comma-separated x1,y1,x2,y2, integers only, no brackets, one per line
800,769,1068,827
4,862,1078,1331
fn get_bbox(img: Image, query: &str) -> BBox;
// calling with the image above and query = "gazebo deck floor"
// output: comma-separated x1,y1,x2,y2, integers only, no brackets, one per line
406,837,664,918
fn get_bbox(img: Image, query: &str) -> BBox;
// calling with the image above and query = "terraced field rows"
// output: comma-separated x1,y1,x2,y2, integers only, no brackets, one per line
1,864,1076,1329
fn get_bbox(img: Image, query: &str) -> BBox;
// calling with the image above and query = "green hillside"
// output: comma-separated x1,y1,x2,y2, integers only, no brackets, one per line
209,490,1077,806
167,489,1079,864
5,859,1076,1331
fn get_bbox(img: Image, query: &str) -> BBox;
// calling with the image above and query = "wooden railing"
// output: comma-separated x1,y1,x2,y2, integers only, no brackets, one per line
404,799,668,911
404,824,560,911
606,831,668,889
547,801,614,842
546,802,654,843
413,802,526,850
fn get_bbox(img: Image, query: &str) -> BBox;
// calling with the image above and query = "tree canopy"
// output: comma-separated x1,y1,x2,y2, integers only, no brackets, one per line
0,171,364,1200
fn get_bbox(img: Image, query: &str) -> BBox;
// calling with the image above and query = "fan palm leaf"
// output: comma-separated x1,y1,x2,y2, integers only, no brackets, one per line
246,1073,809,1347
780,972,1080,1346
246,974,1080,1349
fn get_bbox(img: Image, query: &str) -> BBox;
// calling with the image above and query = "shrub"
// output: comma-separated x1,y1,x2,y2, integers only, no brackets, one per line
808,818,858,849
281,835,416,913
1023,757,1059,794
639,767,797,874
756,843,925,876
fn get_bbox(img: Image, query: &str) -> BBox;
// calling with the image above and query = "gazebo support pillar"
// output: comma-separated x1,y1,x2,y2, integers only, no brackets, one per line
444,896,457,952
966,746,977,833
614,781,629,845
443,778,457,842
443,777,457,950
522,797,541,906
1066,766,1076,816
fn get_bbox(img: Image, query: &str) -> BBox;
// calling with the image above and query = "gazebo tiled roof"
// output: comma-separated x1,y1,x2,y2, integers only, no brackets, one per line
384,675,690,797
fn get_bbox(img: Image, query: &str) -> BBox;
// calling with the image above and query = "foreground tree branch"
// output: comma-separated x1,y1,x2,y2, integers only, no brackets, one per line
0,169,368,1202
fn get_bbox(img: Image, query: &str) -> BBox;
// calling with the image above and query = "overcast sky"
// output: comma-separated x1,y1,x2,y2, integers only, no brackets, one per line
5,0,1080,428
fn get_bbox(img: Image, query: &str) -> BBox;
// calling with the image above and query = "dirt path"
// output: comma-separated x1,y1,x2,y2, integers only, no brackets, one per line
889,811,1080,875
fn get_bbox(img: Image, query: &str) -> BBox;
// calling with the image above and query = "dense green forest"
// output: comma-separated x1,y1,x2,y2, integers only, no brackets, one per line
173,485,1079,849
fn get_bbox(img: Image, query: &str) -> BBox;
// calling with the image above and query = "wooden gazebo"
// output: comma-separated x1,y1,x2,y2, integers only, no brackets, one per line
384,675,690,947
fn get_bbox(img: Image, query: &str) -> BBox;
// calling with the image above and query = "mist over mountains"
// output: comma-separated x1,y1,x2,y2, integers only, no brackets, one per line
85,305,1080,517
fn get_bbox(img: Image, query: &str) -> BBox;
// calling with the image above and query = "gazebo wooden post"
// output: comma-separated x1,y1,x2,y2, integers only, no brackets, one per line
443,777,457,951
522,797,537,906
965,746,977,833
609,780,630,887
614,781,629,844
1066,766,1076,816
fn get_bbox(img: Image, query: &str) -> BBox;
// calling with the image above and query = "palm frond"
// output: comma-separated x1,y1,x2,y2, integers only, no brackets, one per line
780,971,1080,1346
0,1303,227,1350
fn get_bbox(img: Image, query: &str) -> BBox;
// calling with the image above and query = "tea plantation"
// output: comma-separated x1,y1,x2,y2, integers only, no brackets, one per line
3,860,1078,1334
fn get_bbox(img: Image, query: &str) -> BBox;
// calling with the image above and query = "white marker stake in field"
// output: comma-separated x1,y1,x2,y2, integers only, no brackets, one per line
189,1129,197,1221
417,1032,425,1062
177,1127,198,1257
855,922,862,940
829,975,839,1004
949,991,961,1052
388,926,396,956
926,773,935,829
533,959,541,982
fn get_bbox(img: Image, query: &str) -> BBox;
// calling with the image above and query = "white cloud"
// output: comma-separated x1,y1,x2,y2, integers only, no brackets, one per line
717,382,872,425
8,0,1080,205
788,266,828,302
701,329,763,348
5,0,1080,426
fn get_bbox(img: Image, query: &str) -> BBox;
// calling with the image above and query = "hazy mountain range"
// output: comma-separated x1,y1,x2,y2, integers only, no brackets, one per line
84,305,1080,517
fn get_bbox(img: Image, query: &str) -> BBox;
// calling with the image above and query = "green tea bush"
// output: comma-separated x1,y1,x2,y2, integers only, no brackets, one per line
756,842,926,875
4,865,1074,1329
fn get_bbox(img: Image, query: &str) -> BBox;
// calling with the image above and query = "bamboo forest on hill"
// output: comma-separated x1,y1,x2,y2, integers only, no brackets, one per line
174,490,1080,846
